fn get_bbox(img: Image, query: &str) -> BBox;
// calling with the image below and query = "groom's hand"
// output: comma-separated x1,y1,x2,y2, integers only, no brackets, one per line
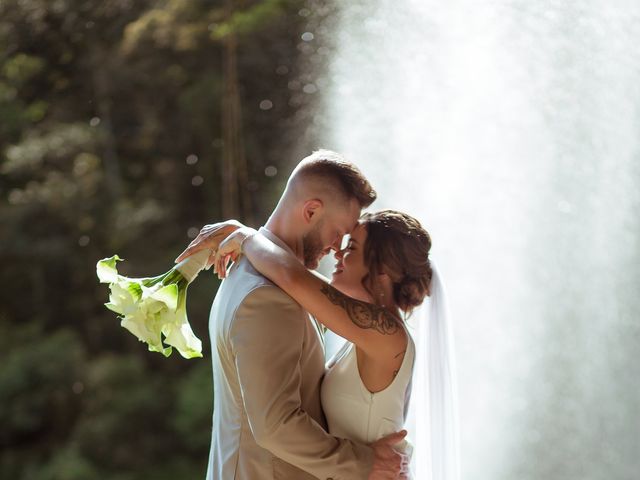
368,430,410,480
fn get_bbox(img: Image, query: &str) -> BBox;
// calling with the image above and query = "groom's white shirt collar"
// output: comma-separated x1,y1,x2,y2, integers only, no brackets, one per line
258,227,326,346
258,227,300,261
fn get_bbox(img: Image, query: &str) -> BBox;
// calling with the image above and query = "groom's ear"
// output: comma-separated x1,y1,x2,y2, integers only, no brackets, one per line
302,199,324,224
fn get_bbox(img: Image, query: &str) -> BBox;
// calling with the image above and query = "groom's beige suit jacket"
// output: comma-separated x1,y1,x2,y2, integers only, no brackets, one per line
205,228,373,480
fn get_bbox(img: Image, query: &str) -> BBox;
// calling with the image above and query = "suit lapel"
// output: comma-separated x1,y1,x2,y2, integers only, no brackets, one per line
310,315,325,349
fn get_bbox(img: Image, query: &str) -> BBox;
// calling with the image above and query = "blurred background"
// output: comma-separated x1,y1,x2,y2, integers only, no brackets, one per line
1,0,638,479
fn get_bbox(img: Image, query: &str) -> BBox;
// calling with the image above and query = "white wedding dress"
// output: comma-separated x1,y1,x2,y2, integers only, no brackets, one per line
319,261,460,480
321,330,416,474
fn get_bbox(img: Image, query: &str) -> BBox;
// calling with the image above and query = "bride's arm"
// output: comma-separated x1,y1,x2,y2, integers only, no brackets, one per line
216,229,405,355
175,220,244,266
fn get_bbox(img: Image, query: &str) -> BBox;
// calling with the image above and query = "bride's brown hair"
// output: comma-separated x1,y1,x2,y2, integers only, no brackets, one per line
359,210,432,313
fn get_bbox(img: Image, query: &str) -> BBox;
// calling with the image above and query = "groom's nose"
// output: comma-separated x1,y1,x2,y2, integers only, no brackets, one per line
334,248,344,260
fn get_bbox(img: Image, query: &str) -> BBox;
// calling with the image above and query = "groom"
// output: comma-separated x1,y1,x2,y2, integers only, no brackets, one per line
181,150,407,479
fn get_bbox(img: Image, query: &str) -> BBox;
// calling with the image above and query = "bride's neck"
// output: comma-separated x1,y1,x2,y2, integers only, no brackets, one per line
350,286,401,317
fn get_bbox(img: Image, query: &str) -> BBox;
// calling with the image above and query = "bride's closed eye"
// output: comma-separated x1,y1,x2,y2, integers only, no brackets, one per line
346,238,359,250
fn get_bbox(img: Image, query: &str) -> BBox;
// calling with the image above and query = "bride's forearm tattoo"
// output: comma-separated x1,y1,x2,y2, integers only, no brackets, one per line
320,284,399,335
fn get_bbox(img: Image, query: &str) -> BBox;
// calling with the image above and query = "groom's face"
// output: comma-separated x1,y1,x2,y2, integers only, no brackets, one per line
302,198,361,269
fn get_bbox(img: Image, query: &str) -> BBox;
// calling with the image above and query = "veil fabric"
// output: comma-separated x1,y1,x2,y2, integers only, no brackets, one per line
406,259,460,480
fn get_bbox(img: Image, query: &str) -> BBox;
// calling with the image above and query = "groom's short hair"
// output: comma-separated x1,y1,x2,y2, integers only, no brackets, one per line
293,149,377,208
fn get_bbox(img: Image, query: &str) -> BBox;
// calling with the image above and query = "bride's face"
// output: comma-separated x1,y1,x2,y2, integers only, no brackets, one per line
330,223,372,302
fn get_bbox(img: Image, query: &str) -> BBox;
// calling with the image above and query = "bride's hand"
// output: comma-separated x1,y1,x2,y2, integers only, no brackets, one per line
174,220,244,267
213,227,257,279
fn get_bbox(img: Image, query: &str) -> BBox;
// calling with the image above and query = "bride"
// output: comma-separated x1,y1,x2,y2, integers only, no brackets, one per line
181,209,459,480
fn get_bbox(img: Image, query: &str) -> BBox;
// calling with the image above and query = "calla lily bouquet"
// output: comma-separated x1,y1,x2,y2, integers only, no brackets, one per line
96,249,212,359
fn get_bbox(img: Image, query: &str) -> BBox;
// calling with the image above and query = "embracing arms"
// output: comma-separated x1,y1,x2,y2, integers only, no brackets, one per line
215,227,406,357
175,223,409,479
175,221,406,355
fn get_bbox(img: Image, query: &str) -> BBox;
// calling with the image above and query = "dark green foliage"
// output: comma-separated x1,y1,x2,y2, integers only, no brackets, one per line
0,0,310,476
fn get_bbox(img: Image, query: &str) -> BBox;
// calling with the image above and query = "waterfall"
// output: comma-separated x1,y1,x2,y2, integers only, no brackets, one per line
314,1,640,478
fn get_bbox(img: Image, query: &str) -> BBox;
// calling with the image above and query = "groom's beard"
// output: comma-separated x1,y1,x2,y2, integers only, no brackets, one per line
302,223,324,269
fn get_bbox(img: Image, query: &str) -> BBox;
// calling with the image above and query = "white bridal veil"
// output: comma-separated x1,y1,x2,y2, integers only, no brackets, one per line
406,259,461,480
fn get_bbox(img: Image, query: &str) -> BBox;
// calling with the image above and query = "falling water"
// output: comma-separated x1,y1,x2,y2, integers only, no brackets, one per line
313,1,640,479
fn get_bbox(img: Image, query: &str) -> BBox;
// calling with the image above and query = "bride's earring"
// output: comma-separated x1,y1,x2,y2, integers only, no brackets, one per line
378,288,386,308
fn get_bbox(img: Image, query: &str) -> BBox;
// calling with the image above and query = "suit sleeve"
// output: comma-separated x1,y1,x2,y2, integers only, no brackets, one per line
229,285,374,480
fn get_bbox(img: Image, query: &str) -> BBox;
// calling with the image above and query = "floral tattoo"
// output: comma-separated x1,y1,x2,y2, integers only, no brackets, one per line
320,284,399,335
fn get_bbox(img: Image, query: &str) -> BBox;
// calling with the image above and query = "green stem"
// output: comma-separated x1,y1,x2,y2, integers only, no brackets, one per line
162,269,185,285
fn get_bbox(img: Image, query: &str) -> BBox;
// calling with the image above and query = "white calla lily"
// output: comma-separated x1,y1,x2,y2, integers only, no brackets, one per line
160,298,203,359
96,249,211,359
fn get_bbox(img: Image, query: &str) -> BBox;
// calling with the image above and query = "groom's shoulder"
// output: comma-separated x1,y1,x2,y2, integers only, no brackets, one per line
225,257,298,308
231,256,276,289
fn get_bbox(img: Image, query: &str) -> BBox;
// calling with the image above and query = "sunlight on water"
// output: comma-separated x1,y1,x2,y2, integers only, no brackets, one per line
314,1,640,478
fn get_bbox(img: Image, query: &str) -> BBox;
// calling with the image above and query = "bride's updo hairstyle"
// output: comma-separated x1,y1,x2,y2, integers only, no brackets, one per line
359,210,432,314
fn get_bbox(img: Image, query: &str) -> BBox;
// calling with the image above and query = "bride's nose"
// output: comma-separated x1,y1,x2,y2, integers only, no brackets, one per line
334,248,345,260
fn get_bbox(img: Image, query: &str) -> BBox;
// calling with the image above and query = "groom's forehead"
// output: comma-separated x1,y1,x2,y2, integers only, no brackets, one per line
328,198,359,227
345,198,362,224
340,209,360,233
